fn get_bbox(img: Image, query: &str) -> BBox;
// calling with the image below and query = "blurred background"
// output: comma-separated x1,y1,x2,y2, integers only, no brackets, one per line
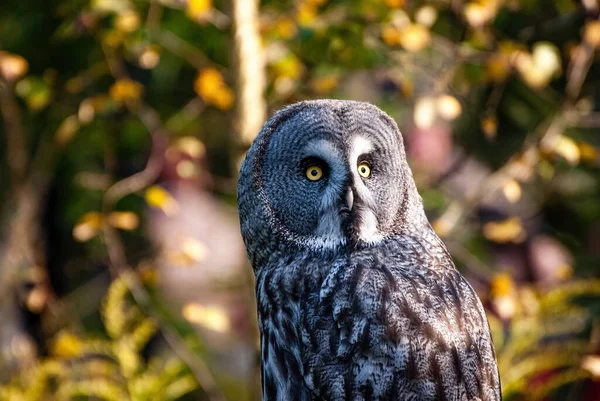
0,0,599,400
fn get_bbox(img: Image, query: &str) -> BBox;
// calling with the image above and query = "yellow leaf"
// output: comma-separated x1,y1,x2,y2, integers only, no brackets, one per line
165,250,196,267
515,43,561,89
582,355,600,377
464,2,493,28
481,116,498,139
532,42,561,76
91,94,111,113
584,21,600,48
66,76,85,94
486,53,510,82
310,76,339,94
555,263,573,280
139,47,161,69
27,87,52,111
431,203,462,238
579,142,598,163
92,0,131,13
483,217,526,243
194,68,235,110
490,273,517,319
398,24,431,52
172,136,206,159
538,160,555,181
182,303,230,333
181,237,208,263
385,0,404,8
413,96,436,129
276,17,298,39
51,331,82,358
274,76,296,96
273,55,303,79
145,186,179,216
108,211,139,231
515,52,547,88
381,25,401,46
399,76,413,98
55,115,80,146
78,99,95,124
212,87,235,110
194,68,224,97
502,179,522,203
187,0,212,19
139,263,159,286
492,295,516,320
552,135,580,165
432,218,451,237
0,52,28,81
26,286,49,313
109,79,143,103
176,160,197,178
115,10,140,33
436,95,462,121
297,3,317,26
415,6,437,28
102,30,124,48
490,273,514,298
73,212,103,242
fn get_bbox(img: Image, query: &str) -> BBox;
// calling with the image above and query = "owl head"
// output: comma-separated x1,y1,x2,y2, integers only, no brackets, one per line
238,100,431,267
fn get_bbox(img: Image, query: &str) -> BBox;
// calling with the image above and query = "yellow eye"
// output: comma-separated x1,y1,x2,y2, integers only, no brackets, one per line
306,165,324,181
358,162,371,178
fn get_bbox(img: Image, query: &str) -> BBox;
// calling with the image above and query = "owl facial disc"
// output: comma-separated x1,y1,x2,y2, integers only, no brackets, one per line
301,136,384,246
238,100,430,259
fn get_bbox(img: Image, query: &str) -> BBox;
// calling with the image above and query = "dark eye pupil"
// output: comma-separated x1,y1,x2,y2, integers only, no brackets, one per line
311,169,318,176
361,167,366,173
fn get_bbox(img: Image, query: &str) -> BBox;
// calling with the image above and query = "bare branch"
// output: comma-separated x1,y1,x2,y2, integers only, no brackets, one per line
155,29,212,70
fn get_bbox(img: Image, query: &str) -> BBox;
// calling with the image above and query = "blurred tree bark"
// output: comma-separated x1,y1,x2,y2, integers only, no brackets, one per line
0,81,50,381
232,0,266,150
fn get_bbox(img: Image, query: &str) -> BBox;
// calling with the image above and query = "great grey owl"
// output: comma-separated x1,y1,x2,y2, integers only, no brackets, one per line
237,100,501,401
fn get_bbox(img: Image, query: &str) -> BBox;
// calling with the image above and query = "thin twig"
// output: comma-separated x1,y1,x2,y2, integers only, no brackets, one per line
145,1,164,29
155,29,211,70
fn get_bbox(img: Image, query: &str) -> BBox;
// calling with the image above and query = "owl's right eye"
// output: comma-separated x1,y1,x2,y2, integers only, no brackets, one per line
305,165,324,181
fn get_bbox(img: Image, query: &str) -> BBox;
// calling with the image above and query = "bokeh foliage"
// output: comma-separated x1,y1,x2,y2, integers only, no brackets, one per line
0,0,599,400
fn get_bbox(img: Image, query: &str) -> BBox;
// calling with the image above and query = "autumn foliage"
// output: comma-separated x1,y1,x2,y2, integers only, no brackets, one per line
0,0,599,400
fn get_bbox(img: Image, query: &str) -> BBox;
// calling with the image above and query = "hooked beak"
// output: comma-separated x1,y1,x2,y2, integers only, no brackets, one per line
345,187,354,211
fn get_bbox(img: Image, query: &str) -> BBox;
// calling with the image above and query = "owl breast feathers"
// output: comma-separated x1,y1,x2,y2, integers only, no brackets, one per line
237,100,502,401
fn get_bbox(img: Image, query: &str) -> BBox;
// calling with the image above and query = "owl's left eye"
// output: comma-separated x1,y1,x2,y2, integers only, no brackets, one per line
358,161,371,178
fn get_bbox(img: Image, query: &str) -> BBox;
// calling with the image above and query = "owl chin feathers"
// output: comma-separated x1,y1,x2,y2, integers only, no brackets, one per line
336,196,385,248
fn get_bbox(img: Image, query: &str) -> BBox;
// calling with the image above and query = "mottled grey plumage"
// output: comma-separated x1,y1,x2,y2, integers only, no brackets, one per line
237,100,501,401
